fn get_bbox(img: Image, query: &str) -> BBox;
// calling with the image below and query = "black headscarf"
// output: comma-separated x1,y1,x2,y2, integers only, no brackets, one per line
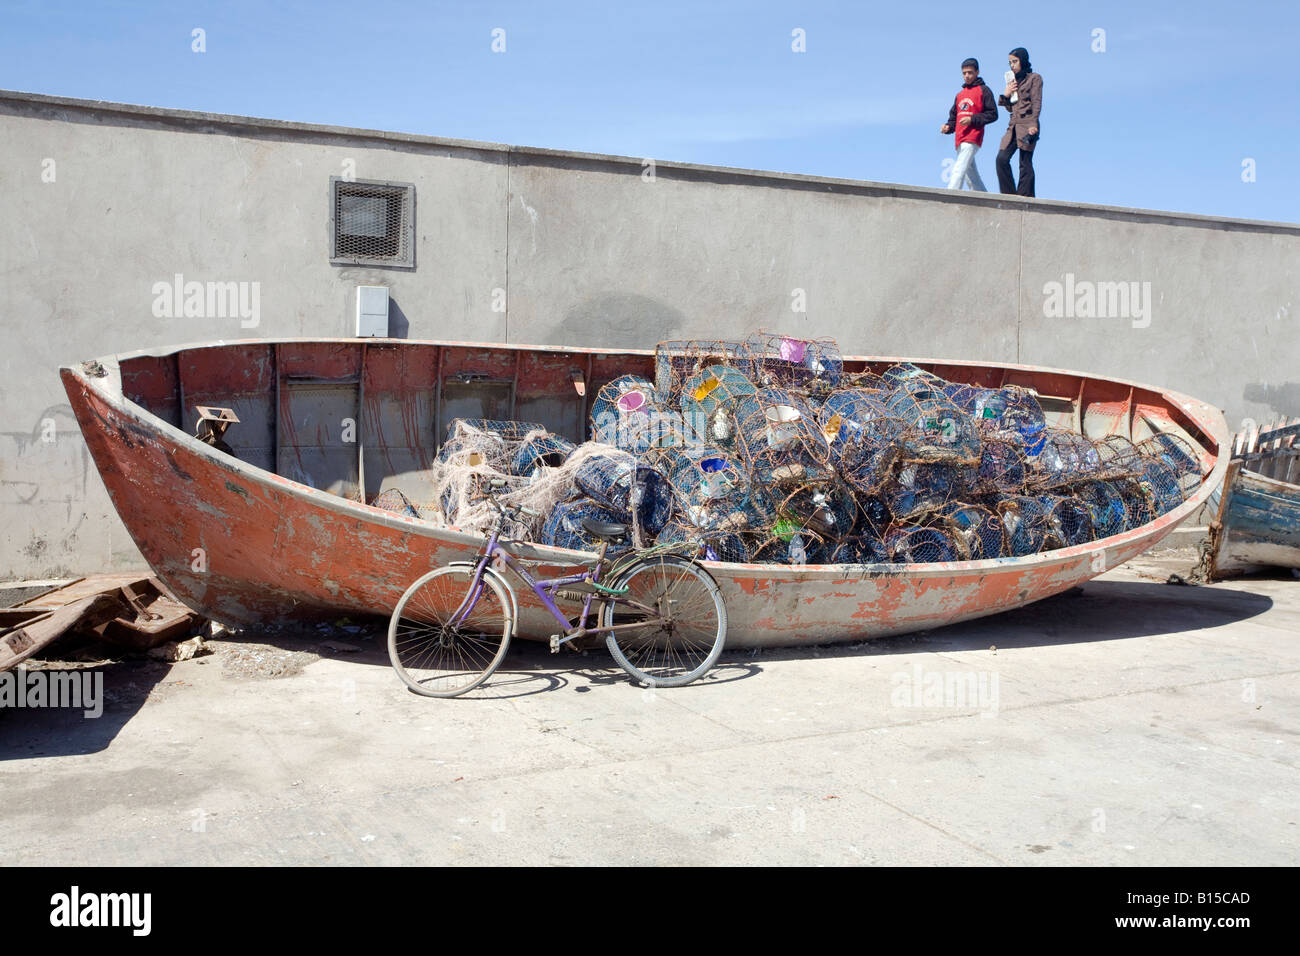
1009,47,1032,79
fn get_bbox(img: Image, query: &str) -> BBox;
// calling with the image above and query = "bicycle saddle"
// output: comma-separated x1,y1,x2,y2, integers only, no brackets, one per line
580,516,628,540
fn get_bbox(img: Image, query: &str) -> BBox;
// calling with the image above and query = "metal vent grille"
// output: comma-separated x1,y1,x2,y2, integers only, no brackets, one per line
330,177,415,267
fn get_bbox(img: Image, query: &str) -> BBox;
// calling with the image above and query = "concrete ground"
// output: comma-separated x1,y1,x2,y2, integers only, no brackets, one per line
2,545,1297,866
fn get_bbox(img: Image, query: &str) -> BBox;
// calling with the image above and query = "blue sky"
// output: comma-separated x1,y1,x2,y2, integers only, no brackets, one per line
3,0,1297,222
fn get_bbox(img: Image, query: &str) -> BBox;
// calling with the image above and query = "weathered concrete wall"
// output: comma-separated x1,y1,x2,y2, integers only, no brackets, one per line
2,90,1297,579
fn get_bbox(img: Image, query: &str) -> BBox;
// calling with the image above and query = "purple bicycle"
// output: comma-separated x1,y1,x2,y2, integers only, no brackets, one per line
387,481,727,697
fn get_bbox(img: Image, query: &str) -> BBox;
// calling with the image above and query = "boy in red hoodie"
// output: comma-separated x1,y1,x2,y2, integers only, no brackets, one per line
940,58,998,191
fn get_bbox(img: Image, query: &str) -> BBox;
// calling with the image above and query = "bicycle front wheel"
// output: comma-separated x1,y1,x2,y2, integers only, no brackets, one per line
388,566,513,698
601,555,727,687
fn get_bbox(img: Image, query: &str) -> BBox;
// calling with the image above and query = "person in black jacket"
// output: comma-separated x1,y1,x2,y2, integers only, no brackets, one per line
940,58,998,191
996,47,1042,196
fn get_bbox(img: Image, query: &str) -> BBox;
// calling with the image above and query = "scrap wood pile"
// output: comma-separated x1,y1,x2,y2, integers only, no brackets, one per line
369,331,1204,566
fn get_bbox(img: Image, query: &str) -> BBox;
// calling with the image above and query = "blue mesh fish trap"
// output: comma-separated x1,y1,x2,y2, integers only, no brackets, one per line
818,388,889,462
1137,458,1185,515
573,452,674,535
735,388,834,487
882,462,971,520
829,535,887,565
1000,391,1048,455
438,418,548,467
1110,477,1156,528
656,520,751,563
741,331,843,389
680,365,758,448
653,339,749,406
996,495,1052,556
1074,479,1129,538
665,446,753,531
846,370,889,391
540,497,631,554
853,495,893,539
511,433,577,477
881,362,946,389
751,531,832,565
1095,435,1145,477
976,438,1028,494
885,525,962,564
937,502,1005,559
839,415,907,496
1138,433,1203,495
1039,494,1096,548
1030,429,1104,489
589,375,662,443
762,481,859,542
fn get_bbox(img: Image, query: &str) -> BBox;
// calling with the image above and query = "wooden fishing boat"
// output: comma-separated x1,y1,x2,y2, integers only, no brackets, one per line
1208,419,1300,578
60,338,1230,648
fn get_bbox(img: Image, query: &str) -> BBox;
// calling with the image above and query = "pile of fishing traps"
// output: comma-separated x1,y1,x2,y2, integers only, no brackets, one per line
370,332,1205,565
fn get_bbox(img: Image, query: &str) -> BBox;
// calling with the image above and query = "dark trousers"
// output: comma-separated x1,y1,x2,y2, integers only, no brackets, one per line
996,141,1036,197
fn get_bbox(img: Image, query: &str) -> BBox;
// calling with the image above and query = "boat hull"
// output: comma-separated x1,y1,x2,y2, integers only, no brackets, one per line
61,340,1231,648
1209,462,1300,577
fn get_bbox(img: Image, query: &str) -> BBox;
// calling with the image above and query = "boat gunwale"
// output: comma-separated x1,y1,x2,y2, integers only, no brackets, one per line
61,337,1232,579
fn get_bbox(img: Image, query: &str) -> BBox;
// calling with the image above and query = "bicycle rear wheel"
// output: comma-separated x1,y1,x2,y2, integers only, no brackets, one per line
388,566,513,697
601,555,726,687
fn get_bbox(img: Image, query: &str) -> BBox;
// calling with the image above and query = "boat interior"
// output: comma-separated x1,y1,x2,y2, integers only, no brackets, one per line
112,339,1222,510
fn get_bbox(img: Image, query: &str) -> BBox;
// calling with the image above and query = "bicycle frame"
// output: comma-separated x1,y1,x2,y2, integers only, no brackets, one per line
449,525,661,648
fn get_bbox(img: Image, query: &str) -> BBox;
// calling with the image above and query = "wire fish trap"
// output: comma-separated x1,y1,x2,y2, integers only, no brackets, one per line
1094,435,1145,478
996,495,1053,556
1039,494,1096,549
573,452,674,535
936,502,1005,559
540,497,632,554
881,362,947,389
511,432,577,477
890,395,982,466
1137,433,1204,494
829,535,887,565
852,494,894,539
664,446,754,531
589,374,662,440
655,520,752,563
740,331,843,389
680,365,758,448
653,339,748,406
1030,428,1103,489
368,487,422,519
1073,479,1129,538
818,388,889,462
884,524,962,564
1136,457,1186,515
882,461,971,520
844,370,888,391
760,480,859,542
438,418,548,468
734,387,834,487
750,529,832,566
1109,477,1156,528
975,437,1029,494
975,388,1048,454
838,414,907,496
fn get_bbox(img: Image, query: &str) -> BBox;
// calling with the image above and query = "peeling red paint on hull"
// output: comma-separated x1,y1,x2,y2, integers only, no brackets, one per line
61,339,1230,649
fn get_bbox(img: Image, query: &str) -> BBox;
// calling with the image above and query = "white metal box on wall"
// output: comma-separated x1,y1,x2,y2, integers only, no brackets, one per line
355,285,389,337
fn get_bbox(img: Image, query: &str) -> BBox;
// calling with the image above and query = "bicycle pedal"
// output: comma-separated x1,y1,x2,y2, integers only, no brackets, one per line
549,634,561,654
